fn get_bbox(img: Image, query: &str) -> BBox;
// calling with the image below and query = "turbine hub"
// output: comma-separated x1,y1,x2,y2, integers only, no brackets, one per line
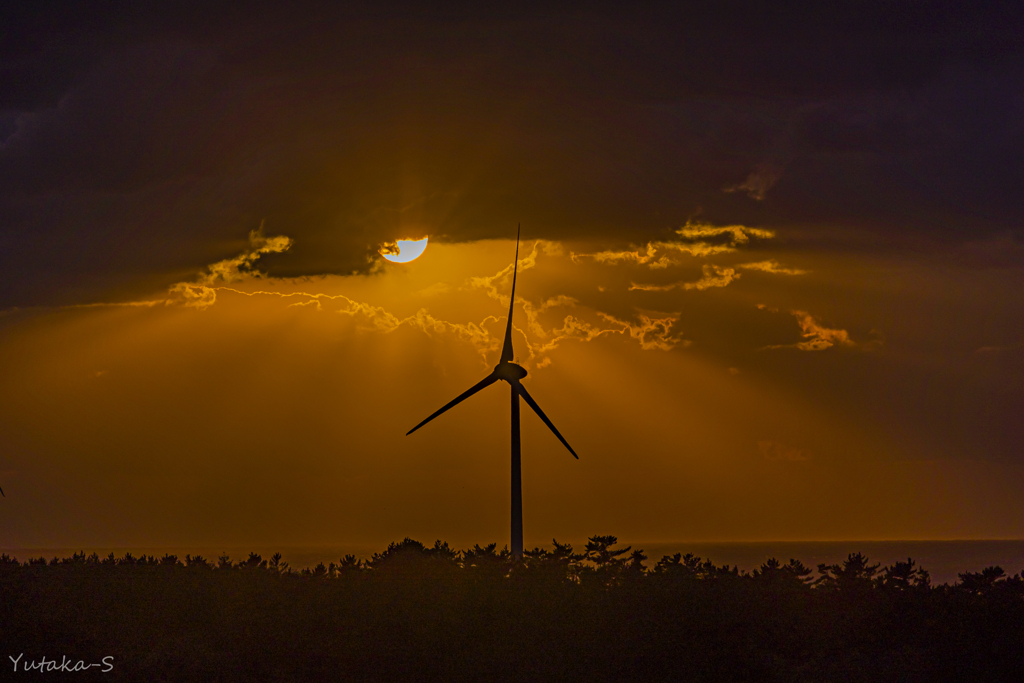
494,361,527,382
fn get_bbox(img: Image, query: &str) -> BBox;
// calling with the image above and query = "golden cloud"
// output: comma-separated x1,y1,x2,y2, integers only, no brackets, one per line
521,295,578,339
630,264,740,292
758,309,858,352
576,241,728,269
791,310,855,351
469,240,557,303
674,220,775,244
596,312,685,351
572,220,775,270
217,286,502,358
167,225,294,309
737,259,808,275
685,265,739,291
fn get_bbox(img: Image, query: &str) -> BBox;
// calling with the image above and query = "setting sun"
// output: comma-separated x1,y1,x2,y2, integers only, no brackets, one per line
381,237,429,263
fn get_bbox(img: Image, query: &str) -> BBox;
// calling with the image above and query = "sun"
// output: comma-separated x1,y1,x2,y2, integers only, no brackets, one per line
380,237,428,263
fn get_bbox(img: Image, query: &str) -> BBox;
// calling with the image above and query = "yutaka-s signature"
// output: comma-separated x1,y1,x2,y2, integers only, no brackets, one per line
9,654,114,673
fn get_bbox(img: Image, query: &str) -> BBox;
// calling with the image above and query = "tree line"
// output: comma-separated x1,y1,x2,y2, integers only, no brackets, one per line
3,536,1023,682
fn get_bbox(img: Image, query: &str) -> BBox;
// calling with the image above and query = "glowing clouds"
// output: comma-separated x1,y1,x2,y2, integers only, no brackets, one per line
168,226,294,309
380,237,429,263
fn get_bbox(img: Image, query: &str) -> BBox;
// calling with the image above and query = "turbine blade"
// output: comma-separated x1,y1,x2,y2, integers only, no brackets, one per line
499,224,521,364
406,373,498,435
515,382,579,459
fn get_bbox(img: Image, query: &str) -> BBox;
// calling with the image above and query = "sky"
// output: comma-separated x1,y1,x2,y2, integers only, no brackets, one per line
2,1,1023,550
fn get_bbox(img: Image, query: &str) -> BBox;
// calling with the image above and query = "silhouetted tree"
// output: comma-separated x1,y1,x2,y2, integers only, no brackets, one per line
580,535,634,588
238,552,267,570
368,537,429,570
462,543,511,583
301,562,329,578
625,549,648,576
878,558,930,592
585,535,631,567
335,554,360,577
57,551,90,565
958,566,1008,596
524,539,580,585
652,552,705,580
752,558,814,589
185,554,211,569
268,552,289,574
367,538,460,584
427,539,459,562
814,552,880,592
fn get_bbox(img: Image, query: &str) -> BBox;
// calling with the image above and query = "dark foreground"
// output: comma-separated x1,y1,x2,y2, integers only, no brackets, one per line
3,536,1023,682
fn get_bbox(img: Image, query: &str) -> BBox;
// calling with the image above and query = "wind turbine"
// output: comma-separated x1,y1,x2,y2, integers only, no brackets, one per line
406,226,578,560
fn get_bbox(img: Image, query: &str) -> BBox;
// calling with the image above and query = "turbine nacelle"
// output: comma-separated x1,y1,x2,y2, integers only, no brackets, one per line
494,361,527,383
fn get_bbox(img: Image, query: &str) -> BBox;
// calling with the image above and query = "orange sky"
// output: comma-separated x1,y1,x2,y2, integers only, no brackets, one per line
2,231,1023,549
2,4,1023,551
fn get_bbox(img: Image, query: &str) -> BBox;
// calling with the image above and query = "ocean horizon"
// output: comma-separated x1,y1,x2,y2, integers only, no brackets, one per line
5,539,1024,586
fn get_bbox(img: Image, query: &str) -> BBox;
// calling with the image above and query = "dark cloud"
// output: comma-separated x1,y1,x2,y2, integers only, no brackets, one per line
2,1,1023,307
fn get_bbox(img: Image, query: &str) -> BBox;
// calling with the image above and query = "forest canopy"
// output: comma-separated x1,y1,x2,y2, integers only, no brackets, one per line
4,536,1024,681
